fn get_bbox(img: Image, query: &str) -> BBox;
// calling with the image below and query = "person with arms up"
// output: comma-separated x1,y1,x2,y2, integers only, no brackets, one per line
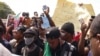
40,5,55,29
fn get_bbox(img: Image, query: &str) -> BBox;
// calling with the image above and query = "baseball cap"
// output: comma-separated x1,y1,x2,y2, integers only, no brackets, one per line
24,27,38,36
46,27,61,39
61,22,75,35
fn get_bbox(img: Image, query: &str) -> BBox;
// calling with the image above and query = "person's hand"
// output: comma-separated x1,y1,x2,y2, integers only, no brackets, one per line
81,23,87,38
81,23,87,33
78,23,88,56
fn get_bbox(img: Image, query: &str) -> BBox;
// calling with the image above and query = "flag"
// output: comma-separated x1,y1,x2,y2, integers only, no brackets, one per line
14,13,21,28
43,42,51,56
6,14,14,27
14,13,21,20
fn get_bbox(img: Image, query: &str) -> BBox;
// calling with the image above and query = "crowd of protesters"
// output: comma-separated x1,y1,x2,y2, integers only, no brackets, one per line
0,5,99,56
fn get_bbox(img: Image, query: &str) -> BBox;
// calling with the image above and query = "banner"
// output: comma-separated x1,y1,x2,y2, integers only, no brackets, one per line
6,14,15,27
52,0,95,31
14,13,21,29
6,13,21,29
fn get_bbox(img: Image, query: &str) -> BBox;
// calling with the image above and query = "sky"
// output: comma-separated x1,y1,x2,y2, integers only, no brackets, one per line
0,0,100,17
0,0,57,17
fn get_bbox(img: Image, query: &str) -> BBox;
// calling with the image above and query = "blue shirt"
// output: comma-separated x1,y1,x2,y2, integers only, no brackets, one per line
41,14,50,29
88,51,93,56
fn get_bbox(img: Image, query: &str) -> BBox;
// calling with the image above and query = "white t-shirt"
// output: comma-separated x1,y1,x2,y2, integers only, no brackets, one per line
0,43,12,56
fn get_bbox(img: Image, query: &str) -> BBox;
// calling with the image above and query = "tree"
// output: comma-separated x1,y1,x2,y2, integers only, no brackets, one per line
0,2,15,19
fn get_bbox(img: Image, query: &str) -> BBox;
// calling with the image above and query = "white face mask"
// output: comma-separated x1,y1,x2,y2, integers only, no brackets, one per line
24,37,34,45
61,32,66,37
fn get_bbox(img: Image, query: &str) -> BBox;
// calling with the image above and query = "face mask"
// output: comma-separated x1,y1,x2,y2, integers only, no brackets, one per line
61,32,66,37
24,37,34,45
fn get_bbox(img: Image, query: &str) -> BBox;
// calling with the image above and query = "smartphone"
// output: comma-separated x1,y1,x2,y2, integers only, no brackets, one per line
43,5,47,11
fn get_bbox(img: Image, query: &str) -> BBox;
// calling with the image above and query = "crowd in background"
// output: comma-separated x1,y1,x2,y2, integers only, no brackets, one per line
0,5,100,56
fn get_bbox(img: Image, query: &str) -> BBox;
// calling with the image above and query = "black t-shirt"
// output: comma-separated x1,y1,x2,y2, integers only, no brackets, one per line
50,43,61,56
22,44,41,56
61,42,79,56
14,40,25,55
50,42,79,56
0,39,12,52
34,37,44,50
71,41,78,50
27,46,40,56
